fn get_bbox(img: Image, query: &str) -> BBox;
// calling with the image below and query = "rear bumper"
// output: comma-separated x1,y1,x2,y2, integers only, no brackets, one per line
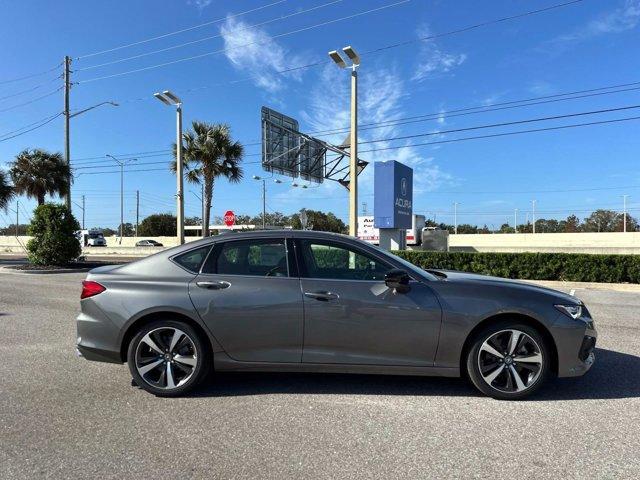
76,297,123,364
76,344,122,363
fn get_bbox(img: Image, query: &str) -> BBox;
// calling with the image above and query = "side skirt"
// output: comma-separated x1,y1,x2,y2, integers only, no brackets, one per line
213,351,460,378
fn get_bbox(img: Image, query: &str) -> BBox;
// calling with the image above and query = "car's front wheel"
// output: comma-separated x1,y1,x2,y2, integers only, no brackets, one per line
127,320,209,397
466,323,550,400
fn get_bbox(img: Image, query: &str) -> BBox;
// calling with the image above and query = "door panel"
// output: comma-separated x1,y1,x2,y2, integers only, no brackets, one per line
189,237,303,363
301,279,441,366
296,239,442,366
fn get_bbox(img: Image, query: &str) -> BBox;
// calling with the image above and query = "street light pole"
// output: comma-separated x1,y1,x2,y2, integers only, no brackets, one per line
154,90,185,244
329,46,360,237
623,194,629,233
532,200,537,234
252,175,268,229
107,154,136,243
514,208,518,234
453,202,459,234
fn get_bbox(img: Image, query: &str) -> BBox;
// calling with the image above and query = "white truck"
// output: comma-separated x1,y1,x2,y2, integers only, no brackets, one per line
76,229,107,247
357,214,425,246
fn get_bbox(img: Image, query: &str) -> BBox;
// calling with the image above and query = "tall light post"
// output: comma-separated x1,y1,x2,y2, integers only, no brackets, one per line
106,154,136,242
532,200,537,234
514,208,518,234
64,100,118,210
154,90,184,245
622,195,629,233
453,202,459,234
253,175,282,229
329,45,360,237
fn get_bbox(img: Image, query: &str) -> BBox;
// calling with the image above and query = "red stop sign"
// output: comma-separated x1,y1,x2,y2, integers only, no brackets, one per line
223,210,236,227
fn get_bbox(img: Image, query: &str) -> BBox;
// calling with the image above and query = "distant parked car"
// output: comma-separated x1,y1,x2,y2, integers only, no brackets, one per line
77,230,596,399
135,239,164,247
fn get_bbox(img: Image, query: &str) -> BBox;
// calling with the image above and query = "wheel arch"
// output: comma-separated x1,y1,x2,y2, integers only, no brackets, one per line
119,310,216,362
459,312,558,378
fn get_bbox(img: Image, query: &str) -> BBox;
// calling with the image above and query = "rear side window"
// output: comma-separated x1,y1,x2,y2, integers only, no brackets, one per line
202,239,288,277
172,246,212,273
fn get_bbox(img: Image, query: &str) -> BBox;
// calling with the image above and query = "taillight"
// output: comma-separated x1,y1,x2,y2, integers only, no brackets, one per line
81,280,106,299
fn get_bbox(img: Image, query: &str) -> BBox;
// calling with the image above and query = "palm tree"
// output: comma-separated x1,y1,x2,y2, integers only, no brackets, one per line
9,149,71,205
172,122,243,236
0,169,14,212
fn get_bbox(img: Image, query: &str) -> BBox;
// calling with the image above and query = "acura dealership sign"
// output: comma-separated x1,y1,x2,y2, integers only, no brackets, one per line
373,160,413,230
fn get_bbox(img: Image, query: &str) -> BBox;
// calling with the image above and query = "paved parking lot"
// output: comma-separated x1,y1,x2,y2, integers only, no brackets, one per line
1,270,639,479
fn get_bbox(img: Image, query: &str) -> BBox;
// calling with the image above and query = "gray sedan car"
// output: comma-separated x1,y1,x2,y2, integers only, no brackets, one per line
77,230,596,399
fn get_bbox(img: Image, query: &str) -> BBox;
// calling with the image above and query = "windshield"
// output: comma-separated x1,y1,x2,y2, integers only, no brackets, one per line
88,233,103,239
369,244,439,281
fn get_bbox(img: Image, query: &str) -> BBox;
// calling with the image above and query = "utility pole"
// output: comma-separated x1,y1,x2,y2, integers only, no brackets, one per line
532,200,537,234
514,208,518,234
82,195,85,229
15,200,19,237
623,194,628,233
453,202,459,234
63,55,71,210
201,183,204,236
135,190,139,237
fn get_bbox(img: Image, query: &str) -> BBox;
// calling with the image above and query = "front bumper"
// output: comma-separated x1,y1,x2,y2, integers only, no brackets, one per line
553,313,597,377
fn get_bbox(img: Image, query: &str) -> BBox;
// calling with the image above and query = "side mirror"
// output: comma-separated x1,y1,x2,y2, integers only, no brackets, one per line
384,269,411,294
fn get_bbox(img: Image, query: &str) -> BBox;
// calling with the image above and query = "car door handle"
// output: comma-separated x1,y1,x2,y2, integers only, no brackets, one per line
196,281,231,290
304,291,339,301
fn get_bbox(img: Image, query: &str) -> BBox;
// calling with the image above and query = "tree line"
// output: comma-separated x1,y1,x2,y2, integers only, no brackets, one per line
428,210,639,234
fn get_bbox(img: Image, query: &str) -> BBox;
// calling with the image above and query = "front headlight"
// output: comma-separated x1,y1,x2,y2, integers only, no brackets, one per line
555,304,583,320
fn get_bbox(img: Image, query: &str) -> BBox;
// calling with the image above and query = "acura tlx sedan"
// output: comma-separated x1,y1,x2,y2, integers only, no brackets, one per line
76,230,596,400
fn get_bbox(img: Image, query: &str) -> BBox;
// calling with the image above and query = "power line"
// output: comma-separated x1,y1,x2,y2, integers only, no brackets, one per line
359,103,640,145
0,75,61,101
100,0,589,103
77,0,344,72
75,0,288,59
242,80,640,145
76,0,411,84
0,62,62,85
358,115,640,154
0,112,63,143
0,87,63,114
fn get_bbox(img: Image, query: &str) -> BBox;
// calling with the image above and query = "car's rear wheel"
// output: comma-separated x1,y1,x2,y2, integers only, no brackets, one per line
466,323,550,400
127,320,209,397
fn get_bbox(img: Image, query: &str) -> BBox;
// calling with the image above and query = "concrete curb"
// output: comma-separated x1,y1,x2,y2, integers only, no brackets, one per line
527,280,640,293
0,266,91,275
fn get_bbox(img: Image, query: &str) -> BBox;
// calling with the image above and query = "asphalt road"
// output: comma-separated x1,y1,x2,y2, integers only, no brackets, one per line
1,271,639,479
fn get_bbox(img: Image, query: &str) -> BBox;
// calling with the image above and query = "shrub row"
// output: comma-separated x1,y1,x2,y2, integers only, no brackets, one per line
394,250,640,284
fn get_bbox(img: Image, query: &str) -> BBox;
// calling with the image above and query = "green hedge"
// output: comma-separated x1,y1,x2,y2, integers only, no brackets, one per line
393,251,640,284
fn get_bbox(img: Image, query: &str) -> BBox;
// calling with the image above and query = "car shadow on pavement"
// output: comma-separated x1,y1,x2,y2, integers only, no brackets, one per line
192,348,640,400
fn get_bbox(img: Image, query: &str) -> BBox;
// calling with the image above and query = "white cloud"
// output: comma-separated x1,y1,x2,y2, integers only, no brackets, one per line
220,17,305,93
300,64,455,197
412,25,466,82
552,0,639,44
187,0,213,11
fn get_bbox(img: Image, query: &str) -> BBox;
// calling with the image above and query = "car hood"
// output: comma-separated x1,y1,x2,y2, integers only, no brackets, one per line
429,269,579,304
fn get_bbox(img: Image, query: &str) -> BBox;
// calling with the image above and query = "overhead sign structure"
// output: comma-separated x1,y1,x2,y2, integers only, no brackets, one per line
374,160,413,230
223,210,236,227
260,106,367,187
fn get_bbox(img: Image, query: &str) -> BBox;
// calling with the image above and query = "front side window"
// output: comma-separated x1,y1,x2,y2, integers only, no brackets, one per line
203,239,288,277
300,240,390,281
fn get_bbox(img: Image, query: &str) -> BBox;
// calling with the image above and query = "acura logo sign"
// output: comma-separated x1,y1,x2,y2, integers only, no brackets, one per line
401,177,407,196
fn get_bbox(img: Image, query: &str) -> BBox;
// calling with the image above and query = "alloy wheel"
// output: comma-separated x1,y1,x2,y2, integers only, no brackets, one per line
135,327,198,390
477,329,543,394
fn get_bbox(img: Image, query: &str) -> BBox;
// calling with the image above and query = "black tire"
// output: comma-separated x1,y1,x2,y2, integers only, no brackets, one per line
127,319,210,397
466,322,550,400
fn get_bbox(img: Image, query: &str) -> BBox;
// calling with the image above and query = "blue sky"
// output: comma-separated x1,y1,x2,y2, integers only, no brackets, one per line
1,0,639,229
